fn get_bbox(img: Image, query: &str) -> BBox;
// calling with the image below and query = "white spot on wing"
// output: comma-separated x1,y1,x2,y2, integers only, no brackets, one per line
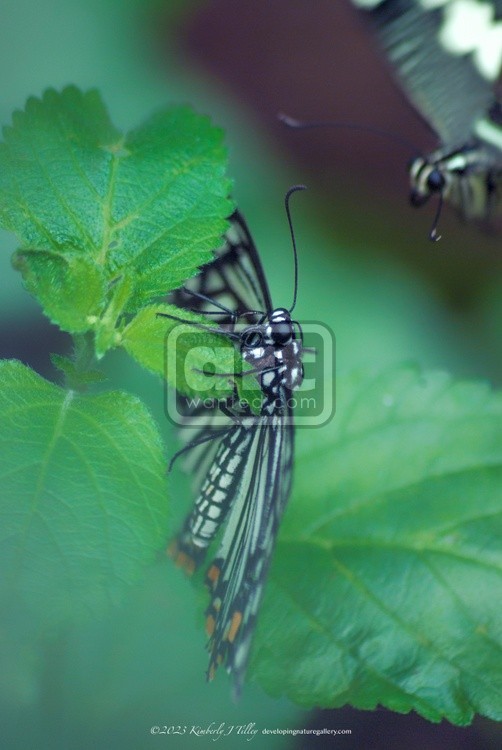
201,520,217,534
440,0,502,81
220,472,232,489
227,454,242,474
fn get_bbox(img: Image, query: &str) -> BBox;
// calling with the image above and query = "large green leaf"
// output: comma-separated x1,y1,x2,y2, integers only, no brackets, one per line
248,367,502,724
0,86,233,339
0,359,169,628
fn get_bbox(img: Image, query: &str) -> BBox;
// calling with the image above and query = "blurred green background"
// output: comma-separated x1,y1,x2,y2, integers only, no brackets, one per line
1,0,500,748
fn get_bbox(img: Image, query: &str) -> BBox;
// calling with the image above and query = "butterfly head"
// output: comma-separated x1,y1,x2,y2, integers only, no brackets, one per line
240,308,295,350
264,307,295,347
409,156,448,207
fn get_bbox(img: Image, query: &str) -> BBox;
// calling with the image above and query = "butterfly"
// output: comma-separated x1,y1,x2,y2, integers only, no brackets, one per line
350,0,502,232
160,187,305,697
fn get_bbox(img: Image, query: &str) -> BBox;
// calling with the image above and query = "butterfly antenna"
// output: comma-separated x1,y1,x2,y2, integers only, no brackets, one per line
278,112,420,156
429,191,444,242
285,184,306,313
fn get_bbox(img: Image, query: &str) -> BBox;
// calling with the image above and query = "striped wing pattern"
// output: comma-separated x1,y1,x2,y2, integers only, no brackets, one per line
172,210,272,325
169,211,299,695
170,208,274,503
352,0,502,144
205,413,294,696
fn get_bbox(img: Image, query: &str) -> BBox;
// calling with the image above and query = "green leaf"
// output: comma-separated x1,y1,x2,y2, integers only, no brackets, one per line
122,303,263,412
122,303,241,401
0,360,169,629
1,86,233,341
12,249,106,332
0,87,120,249
105,106,233,309
249,366,502,723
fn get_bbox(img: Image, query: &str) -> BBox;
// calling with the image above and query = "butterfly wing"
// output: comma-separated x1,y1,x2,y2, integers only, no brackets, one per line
352,0,502,145
172,210,273,324
168,210,299,694
170,209,274,496
204,410,294,697
168,209,276,568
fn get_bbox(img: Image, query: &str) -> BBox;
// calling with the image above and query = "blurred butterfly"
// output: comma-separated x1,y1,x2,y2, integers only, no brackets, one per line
351,0,502,233
159,187,306,697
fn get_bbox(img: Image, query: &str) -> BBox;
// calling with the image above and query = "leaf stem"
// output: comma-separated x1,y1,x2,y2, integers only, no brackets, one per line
63,331,98,391
73,332,96,373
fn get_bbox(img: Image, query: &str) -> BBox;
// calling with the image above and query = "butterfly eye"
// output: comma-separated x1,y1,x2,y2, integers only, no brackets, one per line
243,330,263,348
426,169,445,193
270,321,292,345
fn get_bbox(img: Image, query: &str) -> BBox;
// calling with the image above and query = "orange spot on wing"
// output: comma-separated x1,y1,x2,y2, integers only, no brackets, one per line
206,614,216,637
227,611,243,643
169,544,196,575
179,552,196,575
206,563,221,587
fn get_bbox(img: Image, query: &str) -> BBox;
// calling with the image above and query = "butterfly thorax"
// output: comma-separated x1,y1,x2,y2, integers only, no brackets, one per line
240,307,303,416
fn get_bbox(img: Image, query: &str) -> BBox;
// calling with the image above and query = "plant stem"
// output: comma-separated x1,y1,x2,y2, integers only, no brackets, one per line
73,332,96,374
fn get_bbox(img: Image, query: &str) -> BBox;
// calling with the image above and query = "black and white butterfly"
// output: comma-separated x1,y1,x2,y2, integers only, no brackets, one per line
351,0,502,230
160,188,305,696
